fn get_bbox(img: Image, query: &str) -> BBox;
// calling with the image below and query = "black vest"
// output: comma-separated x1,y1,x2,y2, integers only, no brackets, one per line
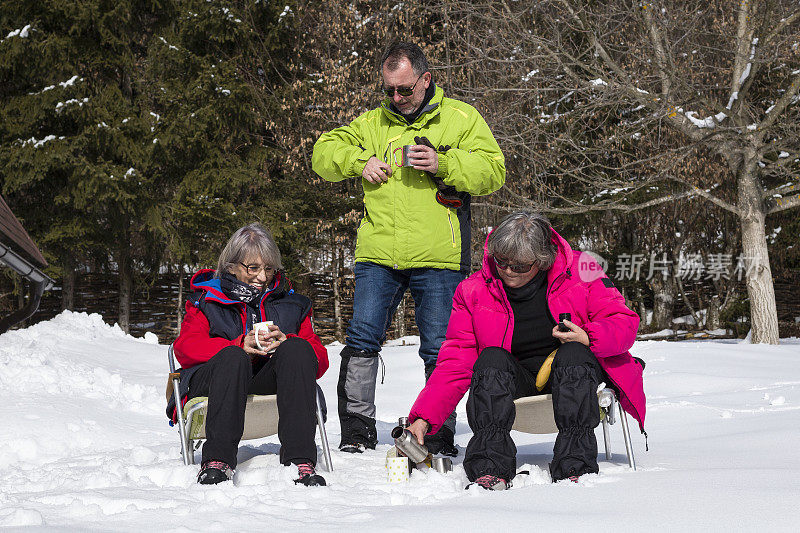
189,272,312,339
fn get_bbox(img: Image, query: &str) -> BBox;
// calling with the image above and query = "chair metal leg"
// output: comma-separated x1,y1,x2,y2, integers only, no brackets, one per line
169,346,192,466
183,401,207,466
316,392,334,472
598,387,615,461
601,416,612,460
619,407,637,471
174,385,191,465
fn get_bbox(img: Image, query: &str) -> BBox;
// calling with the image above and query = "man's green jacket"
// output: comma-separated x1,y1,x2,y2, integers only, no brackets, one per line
312,85,505,271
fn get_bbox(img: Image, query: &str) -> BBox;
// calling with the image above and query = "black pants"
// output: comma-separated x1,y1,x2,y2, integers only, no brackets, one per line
187,337,319,469
464,342,604,482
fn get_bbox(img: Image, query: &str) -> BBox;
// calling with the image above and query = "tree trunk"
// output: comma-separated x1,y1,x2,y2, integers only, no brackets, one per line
176,265,184,333
333,244,344,342
649,273,676,330
61,253,75,311
620,286,633,315
118,247,132,334
707,294,721,331
637,300,647,331
738,165,779,344
675,275,702,330
633,286,646,331
739,214,779,343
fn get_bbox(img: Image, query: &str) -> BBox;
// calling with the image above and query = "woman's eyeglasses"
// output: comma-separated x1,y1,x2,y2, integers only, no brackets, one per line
493,256,535,274
240,263,275,276
382,73,424,97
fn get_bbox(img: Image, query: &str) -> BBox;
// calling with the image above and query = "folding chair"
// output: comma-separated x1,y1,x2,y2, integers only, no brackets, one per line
511,386,636,470
167,345,333,472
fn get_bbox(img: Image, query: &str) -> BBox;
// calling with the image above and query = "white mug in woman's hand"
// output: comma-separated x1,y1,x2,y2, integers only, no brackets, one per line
253,321,274,350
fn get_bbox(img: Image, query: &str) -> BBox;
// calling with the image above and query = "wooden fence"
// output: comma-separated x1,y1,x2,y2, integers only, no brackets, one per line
25,269,420,344
13,268,800,343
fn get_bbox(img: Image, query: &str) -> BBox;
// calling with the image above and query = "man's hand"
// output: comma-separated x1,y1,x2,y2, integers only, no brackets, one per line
552,320,590,347
362,156,391,184
407,145,438,175
407,418,430,445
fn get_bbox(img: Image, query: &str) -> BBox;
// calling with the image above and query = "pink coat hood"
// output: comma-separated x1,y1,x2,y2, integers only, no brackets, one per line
409,229,646,433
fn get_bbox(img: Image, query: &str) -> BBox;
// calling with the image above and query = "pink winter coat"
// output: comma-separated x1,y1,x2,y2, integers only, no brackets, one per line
409,229,646,433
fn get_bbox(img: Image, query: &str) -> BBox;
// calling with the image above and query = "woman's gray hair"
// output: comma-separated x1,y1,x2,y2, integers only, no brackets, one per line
215,223,283,277
487,211,558,270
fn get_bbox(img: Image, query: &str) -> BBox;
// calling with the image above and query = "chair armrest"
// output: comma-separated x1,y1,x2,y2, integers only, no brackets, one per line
166,372,181,401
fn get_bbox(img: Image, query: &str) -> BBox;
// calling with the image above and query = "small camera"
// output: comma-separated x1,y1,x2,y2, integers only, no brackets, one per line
557,312,571,332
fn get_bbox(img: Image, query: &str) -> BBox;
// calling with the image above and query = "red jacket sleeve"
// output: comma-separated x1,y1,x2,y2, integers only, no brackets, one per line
286,310,329,379
173,303,245,369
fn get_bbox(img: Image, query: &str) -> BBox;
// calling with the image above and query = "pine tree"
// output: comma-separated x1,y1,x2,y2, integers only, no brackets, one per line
1,1,291,331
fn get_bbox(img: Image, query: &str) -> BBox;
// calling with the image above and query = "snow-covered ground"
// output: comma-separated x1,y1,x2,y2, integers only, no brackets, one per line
1,311,798,531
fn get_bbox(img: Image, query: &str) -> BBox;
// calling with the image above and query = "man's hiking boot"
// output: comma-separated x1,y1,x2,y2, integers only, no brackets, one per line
424,426,459,457
465,474,509,491
339,442,366,454
438,441,459,457
197,461,233,485
294,463,326,486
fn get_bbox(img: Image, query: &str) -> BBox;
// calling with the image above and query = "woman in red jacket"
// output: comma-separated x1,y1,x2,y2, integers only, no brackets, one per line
406,211,645,490
172,223,329,486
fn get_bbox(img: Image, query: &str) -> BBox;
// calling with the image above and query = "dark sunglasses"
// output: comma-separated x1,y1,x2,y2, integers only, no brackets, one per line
493,256,536,274
382,73,424,97
239,262,275,276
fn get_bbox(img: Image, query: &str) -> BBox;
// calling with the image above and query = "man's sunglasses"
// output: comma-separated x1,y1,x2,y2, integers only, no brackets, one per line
382,73,424,97
493,256,536,274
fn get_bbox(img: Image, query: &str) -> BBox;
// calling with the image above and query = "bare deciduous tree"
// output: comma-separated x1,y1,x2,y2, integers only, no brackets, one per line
435,0,800,343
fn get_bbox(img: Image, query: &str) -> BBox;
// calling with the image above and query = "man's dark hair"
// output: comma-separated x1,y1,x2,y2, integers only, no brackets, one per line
381,41,429,76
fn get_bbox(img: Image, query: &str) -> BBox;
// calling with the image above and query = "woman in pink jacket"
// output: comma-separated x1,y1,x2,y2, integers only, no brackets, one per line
407,211,645,489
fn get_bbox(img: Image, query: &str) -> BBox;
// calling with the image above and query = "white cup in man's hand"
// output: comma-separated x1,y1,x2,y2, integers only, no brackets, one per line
253,321,274,351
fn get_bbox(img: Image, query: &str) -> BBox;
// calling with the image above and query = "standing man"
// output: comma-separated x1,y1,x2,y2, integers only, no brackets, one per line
312,42,505,454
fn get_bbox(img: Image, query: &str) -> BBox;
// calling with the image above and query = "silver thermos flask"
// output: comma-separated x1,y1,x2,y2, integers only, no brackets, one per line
391,425,430,464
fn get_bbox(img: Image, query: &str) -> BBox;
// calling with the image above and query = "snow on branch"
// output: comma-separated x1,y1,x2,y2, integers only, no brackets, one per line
738,38,758,87
474,189,698,215
757,71,800,132
680,108,728,129
55,98,89,113
767,192,800,214
2,24,31,43
763,181,800,200
29,76,82,95
158,36,179,51
19,135,65,148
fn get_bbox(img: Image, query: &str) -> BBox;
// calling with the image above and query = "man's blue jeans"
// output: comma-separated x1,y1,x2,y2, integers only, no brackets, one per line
347,262,464,365
337,261,464,448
